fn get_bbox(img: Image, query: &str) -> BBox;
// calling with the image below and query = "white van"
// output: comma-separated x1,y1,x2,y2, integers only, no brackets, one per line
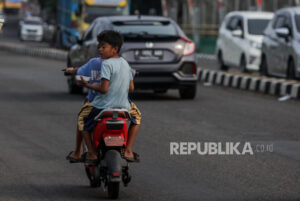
216,11,273,72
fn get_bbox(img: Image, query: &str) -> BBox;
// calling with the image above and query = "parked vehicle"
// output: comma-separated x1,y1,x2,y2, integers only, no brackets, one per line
261,7,300,79
0,10,5,32
216,11,273,72
56,0,128,49
67,15,198,99
0,10,6,23
19,17,43,42
1,0,21,14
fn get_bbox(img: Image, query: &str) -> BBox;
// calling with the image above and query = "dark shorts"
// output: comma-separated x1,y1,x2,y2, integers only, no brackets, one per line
83,107,103,132
83,102,142,131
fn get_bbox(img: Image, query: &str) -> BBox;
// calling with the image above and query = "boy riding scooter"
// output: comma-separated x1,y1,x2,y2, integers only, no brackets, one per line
66,30,141,163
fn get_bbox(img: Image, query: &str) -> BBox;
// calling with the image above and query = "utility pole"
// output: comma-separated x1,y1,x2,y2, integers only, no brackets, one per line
189,0,199,51
161,0,168,17
218,0,225,25
256,0,262,11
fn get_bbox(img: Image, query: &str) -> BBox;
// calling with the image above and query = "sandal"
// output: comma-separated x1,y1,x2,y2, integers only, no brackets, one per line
66,151,83,163
124,152,140,163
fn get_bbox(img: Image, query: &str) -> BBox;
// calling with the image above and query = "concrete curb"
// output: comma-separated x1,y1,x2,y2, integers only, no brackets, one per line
199,69,300,100
196,53,216,61
0,41,68,61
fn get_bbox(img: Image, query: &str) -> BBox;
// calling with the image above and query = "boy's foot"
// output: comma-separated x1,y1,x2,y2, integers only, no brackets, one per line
66,151,82,163
84,153,98,165
123,150,140,163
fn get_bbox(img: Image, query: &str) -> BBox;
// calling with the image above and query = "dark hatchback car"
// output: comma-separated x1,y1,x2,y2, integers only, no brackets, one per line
67,15,198,99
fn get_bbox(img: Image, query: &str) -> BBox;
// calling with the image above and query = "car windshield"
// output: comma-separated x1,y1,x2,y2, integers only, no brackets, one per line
84,5,126,23
295,14,300,33
24,20,42,25
112,21,178,37
247,19,270,35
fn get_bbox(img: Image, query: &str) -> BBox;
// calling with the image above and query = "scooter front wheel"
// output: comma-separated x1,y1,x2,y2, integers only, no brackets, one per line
107,181,119,199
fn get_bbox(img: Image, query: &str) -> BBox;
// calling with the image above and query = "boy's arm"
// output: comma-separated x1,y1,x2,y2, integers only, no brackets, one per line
65,67,79,75
129,68,135,91
82,77,109,94
129,80,134,91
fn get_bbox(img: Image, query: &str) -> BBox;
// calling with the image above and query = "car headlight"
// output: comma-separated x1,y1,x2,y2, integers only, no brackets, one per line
249,40,261,50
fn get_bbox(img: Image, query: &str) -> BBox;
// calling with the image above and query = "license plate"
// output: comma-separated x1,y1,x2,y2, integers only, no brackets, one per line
104,136,124,146
135,49,163,60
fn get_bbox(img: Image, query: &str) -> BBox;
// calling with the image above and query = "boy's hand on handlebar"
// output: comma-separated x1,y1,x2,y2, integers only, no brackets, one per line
65,67,77,75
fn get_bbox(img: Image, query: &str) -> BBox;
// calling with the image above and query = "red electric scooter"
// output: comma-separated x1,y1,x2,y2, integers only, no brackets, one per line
84,108,132,199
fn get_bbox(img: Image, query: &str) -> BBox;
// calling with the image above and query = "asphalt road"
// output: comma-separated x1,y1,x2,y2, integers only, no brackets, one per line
0,50,299,201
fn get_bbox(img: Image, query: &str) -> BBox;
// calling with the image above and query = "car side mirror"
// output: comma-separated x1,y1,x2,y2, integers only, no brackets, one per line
232,29,243,38
275,27,290,38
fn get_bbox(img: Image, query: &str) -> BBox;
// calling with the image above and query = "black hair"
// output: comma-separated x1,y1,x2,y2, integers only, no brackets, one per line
97,30,123,53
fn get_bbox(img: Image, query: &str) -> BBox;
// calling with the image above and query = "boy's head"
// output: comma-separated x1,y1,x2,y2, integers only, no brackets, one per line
97,30,123,59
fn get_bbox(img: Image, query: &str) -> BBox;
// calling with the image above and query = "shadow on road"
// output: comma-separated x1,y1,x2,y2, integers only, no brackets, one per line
0,183,108,200
129,91,181,101
0,91,85,102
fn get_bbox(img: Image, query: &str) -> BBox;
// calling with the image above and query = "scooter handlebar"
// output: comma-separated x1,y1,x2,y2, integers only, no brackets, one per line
62,69,71,76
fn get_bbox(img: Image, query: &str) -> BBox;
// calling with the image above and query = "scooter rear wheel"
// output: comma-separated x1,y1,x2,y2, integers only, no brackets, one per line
107,182,119,199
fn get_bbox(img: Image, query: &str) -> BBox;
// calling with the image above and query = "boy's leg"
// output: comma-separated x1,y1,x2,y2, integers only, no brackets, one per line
82,131,97,160
81,106,103,161
124,124,140,158
69,126,83,159
124,102,141,159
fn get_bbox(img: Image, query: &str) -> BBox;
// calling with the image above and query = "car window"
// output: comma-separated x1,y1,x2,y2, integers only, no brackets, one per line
295,14,300,33
83,23,95,41
226,16,243,31
93,21,112,37
273,15,286,29
112,21,178,36
236,18,243,31
24,20,42,25
226,16,238,30
247,19,270,35
226,16,234,30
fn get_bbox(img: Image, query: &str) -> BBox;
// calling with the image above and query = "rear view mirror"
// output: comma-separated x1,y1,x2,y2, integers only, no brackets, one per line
232,29,243,37
275,27,290,38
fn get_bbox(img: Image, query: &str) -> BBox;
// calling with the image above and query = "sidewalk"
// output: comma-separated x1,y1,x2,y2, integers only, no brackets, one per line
0,41,67,60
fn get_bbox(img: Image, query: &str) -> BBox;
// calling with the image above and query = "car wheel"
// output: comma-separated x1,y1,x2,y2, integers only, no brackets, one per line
260,55,268,76
240,55,248,73
218,51,228,71
179,85,197,99
287,59,296,80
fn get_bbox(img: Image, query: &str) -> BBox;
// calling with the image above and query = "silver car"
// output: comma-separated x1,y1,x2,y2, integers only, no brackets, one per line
0,11,5,32
261,7,300,79
68,16,198,99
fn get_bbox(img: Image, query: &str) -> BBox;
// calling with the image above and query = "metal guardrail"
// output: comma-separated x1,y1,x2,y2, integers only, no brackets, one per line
179,24,219,36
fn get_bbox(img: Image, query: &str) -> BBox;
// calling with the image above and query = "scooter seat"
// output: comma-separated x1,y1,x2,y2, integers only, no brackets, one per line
100,111,126,119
